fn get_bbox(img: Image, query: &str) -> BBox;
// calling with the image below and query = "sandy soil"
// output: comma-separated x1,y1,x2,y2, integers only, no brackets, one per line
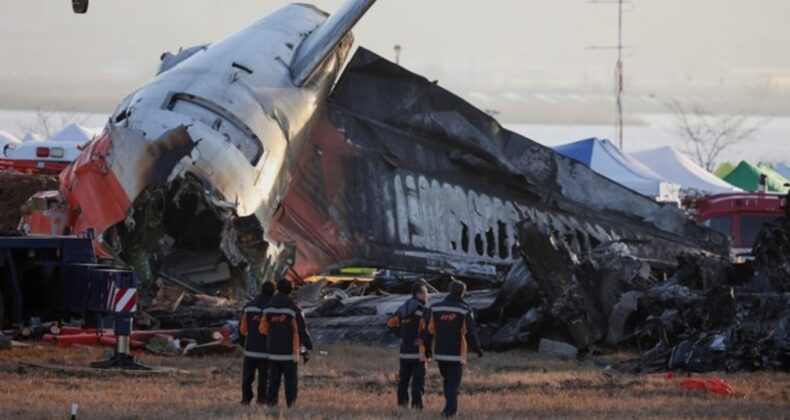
0,342,787,419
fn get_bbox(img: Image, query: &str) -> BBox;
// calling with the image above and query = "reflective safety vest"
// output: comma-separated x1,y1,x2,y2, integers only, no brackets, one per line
239,294,271,359
425,296,480,364
259,293,313,362
386,297,426,360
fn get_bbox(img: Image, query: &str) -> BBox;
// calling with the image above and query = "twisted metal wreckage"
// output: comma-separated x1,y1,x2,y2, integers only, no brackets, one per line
19,1,787,371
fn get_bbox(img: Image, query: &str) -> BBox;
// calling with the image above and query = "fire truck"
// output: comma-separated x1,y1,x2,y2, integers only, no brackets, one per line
0,141,82,175
695,192,787,258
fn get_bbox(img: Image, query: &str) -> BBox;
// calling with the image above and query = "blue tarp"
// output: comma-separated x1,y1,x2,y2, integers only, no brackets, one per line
554,138,680,202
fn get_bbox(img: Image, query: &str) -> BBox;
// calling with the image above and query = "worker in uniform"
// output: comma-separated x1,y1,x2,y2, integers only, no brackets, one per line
239,281,275,405
423,279,483,417
259,279,313,407
386,281,429,409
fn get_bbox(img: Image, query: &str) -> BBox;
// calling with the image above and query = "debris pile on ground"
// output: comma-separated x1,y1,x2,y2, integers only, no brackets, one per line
40,325,234,356
0,171,58,230
144,280,241,329
509,216,789,373
302,211,788,373
304,290,498,345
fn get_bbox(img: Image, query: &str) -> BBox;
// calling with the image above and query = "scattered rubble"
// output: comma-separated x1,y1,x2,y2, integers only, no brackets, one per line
302,208,788,374
538,338,578,359
0,333,11,350
511,212,789,373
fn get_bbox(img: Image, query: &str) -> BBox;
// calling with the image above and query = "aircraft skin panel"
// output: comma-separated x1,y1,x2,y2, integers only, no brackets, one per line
267,48,728,281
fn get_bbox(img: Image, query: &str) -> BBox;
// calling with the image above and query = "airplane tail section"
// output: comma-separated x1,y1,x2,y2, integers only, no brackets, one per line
290,0,376,86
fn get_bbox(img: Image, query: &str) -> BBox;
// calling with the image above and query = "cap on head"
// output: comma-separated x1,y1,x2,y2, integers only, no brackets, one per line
260,281,275,296
448,279,466,297
277,279,294,294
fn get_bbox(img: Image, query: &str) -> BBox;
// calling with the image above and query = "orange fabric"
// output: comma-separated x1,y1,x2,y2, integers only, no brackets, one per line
240,314,248,336
386,314,400,329
259,315,269,335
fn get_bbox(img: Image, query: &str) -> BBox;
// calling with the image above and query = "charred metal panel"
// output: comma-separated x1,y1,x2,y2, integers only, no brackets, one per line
268,48,727,281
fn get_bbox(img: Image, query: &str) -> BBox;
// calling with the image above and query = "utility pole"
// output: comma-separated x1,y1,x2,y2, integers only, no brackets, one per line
587,0,630,150
615,0,624,150
394,44,402,65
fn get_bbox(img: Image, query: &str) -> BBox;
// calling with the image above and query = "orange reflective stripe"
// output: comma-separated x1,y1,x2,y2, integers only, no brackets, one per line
291,318,300,360
460,320,468,363
240,314,248,336
259,315,269,335
386,315,400,328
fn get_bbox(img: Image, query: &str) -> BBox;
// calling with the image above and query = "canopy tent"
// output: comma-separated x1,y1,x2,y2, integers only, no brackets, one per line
22,132,43,142
714,162,737,178
631,146,740,196
553,138,680,202
775,163,790,179
722,161,790,193
48,123,100,143
758,163,790,185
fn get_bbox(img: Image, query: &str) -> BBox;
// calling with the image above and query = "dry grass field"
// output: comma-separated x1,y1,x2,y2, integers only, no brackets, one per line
0,343,787,419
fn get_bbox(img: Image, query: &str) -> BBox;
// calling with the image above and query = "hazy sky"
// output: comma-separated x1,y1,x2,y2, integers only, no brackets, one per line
1,0,790,112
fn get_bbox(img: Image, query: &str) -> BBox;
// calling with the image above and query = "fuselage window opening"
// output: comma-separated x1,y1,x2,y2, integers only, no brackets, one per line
166,93,264,165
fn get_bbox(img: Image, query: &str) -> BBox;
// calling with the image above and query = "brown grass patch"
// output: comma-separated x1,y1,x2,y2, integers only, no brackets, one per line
0,343,786,419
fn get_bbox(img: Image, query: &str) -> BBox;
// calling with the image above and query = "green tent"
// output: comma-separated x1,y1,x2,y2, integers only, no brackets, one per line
714,162,737,178
722,161,790,193
758,163,790,185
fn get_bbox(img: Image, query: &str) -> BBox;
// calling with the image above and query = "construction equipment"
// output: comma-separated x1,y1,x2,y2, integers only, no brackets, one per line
0,230,145,368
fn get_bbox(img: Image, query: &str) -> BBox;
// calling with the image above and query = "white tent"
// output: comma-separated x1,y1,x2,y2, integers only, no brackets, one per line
631,146,741,196
0,130,22,149
48,123,100,143
22,132,43,142
553,138,681,203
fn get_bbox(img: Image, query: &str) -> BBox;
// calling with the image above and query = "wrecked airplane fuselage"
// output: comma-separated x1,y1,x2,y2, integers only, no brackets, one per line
267,48,728,281
22,2,369,289
23,1,726,295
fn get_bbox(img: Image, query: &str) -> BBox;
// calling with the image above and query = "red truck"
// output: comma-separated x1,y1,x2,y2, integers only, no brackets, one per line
695,192,787,258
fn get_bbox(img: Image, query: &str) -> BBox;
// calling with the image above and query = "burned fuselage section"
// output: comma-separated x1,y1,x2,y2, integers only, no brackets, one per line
268,48,728,282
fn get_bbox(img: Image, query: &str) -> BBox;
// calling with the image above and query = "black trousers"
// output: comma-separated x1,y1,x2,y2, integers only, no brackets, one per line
267,360,298,407
241,357,269,403
438,362,464,417
397,359,426,408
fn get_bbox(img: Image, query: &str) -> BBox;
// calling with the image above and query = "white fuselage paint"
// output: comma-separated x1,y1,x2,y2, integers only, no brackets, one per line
106,4,348,231
386,172,634,266
389,173,522,262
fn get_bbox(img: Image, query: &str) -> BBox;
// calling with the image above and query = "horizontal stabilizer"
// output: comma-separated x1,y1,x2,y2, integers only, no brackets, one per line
290,0,376,86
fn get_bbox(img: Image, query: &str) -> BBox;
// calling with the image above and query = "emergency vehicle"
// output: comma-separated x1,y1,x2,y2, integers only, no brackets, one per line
0,141,82,174
696,192,787,258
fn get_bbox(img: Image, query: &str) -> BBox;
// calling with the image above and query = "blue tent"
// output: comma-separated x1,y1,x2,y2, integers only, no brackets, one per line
554,138,680,202
775,163,790,180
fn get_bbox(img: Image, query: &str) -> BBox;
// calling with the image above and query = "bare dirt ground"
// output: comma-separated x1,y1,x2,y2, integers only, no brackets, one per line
0,343,787,419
